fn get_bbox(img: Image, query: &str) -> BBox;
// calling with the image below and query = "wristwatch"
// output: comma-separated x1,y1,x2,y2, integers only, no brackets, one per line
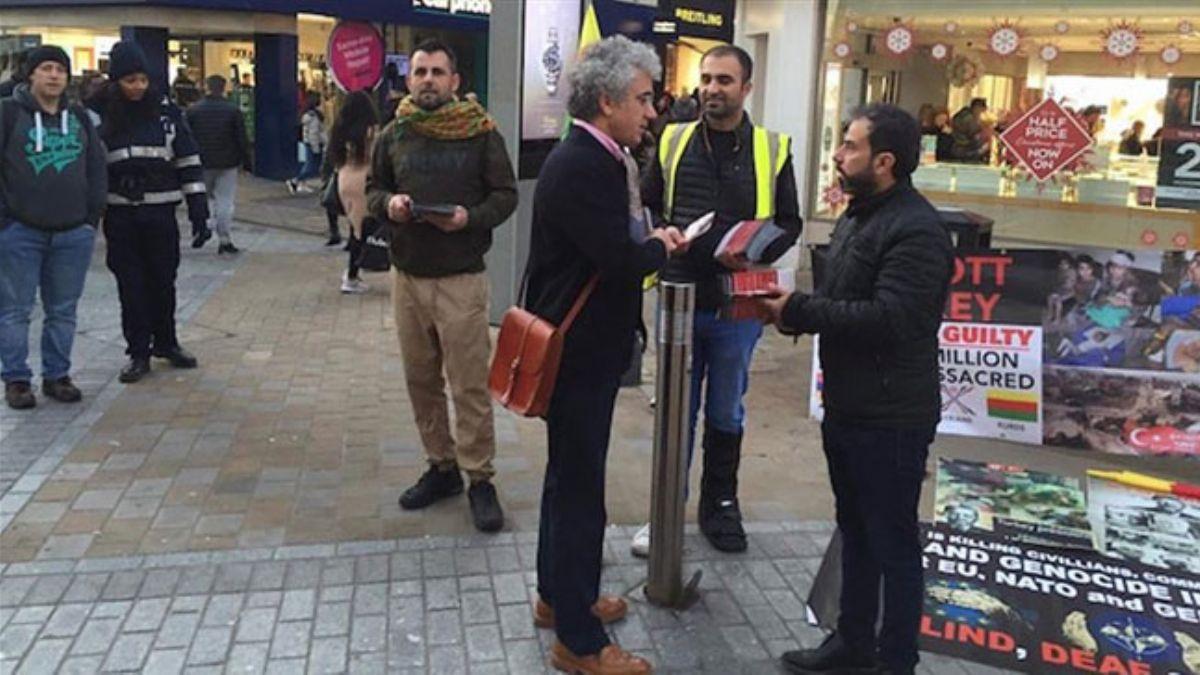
541,28,563,96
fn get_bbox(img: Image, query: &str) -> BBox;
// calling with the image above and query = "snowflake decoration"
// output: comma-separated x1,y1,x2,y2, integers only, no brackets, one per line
930,43,951,62
1039,43,1060,63
944,21,959,34
846,20,859,33
1055,21,1070,34
833,41,852,59
1161,44,1183,66
1179,20,1194,35
1101,21,1142,61
882,23,916,58
821,183,848,209
987,21,1023,58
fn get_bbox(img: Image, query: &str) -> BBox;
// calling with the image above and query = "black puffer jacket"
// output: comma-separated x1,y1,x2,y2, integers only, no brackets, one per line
185,95,250,171
782,180,953,429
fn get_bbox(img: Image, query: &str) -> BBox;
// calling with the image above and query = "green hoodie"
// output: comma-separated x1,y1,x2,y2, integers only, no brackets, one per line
0,83,107,231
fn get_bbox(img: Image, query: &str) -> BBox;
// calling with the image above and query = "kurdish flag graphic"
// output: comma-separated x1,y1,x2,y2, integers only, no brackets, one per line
986,389,1038,422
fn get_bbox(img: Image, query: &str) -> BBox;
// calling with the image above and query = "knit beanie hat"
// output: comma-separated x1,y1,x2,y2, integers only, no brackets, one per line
108,41,148,80
23,45,71,79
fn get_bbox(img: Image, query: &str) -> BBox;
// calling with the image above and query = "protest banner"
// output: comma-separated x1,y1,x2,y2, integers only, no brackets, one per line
807,522,1200,674
808,247,1200,456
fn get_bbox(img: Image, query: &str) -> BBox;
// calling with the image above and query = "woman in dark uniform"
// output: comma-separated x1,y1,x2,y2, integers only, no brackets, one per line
95,41,209,383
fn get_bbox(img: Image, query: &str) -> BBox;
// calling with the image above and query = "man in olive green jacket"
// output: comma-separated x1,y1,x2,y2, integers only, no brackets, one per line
366,39,517,533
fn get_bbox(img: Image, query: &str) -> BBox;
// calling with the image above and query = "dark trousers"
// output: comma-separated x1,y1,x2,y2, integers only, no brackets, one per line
103,206,181,359
325,205,340,239
346,234,362,279
536,368,620,656
821,417,932,671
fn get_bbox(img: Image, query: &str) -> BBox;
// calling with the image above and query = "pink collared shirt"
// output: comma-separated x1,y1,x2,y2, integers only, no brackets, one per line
572,119,625,163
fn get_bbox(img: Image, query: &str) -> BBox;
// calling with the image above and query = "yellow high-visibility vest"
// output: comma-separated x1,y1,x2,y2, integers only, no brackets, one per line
657,121,791,222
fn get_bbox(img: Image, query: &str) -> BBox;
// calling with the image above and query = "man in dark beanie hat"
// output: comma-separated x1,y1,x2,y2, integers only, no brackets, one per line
93,40,210,383
0,44,106,409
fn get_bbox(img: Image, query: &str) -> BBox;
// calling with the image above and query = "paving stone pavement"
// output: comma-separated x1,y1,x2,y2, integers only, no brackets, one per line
0,522,1016,674
0,216,1015,673
0,215,849,563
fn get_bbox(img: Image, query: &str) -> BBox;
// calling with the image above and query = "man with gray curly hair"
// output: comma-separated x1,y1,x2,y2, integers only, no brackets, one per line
524,35,686,675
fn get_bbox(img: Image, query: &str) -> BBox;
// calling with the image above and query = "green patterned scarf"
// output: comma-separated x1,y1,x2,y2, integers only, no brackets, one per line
394,96,495,140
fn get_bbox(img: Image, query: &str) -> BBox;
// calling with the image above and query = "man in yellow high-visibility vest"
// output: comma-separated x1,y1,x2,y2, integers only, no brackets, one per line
637,44,802,555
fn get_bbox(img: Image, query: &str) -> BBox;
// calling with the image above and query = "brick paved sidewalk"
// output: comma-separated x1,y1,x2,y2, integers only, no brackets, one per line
0,522,1013,675
0,219,1016,674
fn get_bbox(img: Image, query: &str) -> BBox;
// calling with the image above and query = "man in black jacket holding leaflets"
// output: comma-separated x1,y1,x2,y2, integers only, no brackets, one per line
757,104,954,675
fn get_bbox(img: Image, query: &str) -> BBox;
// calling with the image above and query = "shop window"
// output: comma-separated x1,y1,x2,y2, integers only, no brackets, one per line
813,0,1200,249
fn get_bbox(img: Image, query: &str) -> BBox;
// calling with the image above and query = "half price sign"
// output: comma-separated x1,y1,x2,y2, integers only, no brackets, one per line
999,98,1094,182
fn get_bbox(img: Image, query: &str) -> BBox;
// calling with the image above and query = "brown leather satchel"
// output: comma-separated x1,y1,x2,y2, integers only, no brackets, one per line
488,275,599,418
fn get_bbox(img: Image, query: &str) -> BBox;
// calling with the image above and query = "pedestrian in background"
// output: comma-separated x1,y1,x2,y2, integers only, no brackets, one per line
187,74,251,255
0,48,29,98
525,35,686,675
286,90,325,194
756,104,953,675
95,41,208,384
329,90,379,294
367,39,517,533
0,45,106,409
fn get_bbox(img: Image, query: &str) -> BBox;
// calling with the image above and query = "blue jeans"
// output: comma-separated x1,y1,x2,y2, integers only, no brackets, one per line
686,310,762,465
0,221,96,383
822,417,932,671
295,146,322,182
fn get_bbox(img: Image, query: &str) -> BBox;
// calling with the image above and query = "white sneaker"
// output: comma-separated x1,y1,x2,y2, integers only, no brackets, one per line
631,523,651,558
340,276,369,294
285,179,297,194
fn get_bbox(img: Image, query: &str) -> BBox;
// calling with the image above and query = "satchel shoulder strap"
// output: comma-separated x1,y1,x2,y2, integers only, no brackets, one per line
558,274,599,332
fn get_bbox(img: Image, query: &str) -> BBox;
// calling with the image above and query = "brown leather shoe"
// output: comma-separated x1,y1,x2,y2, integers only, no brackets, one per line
550,641,652,674
534,596,628,629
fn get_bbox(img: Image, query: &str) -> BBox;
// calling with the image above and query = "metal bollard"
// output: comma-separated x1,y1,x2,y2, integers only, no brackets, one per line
645,282,701,608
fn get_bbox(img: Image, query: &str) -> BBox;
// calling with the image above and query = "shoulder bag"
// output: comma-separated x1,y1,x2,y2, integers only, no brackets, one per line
488,274,599,418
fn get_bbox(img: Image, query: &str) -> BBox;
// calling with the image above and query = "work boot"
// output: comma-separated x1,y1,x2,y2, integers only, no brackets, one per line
549,642,651,675
534,596,627,629
781,632,878,673
42,376,82,403
399,464,464,510
5,381,36,409
698,424,747,553
152,345,198,369
468,480,504,532
119,357,151,383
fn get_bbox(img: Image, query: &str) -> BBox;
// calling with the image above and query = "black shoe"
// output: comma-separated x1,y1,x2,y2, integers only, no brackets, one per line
42,376,82,403
468,481,504,533
191,227,212,249
119,358,151,383
5,381,36,409
325,234,343,247
399,465,464,510
781,632,877,673
699,498,748,552
218,242,241,255
152,346,198,369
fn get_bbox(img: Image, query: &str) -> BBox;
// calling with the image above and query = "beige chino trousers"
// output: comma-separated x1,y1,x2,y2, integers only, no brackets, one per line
392,269,496,482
